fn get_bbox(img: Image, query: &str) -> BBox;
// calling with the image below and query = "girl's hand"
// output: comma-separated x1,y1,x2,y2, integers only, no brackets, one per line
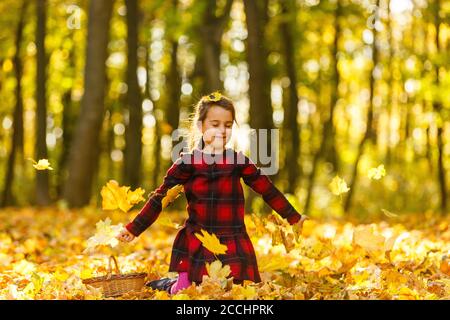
117,227,135,243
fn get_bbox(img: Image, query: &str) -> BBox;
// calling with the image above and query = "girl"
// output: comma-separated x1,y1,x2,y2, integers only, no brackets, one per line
117,92,308,295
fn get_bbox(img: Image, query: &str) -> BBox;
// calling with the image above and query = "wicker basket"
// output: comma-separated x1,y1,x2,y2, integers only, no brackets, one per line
82,256,147,298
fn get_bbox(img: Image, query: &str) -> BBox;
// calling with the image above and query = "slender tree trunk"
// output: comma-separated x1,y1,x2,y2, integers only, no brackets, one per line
304,0,342,214
200,0,233,93
325,0,341,173
123,0,143,188
35,0,51,205
1,1,27,207
432,0,447,214
344,0,380,213
279,0,301,194
64,0,114,207
385,1,394,168
243,0,274,214
56,42,77,199
166,41,182,148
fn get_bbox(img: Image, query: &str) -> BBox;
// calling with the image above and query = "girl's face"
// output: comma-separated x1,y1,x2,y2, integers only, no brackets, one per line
200,105,233,149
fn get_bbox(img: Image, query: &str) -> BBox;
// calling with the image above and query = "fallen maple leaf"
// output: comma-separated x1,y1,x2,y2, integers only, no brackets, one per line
195,229,228,255
352,224,385,253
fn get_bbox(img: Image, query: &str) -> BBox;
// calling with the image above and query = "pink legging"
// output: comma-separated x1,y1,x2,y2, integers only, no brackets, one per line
170,272,192,294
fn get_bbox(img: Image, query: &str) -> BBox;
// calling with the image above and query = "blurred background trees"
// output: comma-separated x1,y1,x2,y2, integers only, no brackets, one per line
0,0,449,218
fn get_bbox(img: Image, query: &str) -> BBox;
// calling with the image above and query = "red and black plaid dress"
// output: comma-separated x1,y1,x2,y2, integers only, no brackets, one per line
126,148,302,284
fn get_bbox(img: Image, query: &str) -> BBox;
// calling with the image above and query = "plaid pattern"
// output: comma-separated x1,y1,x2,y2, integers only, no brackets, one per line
126,148,302,283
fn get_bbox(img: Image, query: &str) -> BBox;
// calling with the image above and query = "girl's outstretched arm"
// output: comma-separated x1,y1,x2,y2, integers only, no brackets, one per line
125,154,193,237
240,154,302,225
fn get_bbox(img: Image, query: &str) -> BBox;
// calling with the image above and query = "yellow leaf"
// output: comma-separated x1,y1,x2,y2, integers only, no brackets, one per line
381,208,398,218
84,218,123,253
329,175,350,196
127,187,145,205
157,215,181,229
162,185,184,209
194,229,228,255
172,293,191,300
100,180,132,212
53,268,70,281
28,158,53,170
368,164,386,180
80,268,94,280
206,260,231,280
353,225,385,253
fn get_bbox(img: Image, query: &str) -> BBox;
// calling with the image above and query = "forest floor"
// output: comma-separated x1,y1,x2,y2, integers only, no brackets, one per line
0,207,449,300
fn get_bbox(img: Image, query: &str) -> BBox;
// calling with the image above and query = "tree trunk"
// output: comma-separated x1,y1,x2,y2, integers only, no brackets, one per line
432,0,447,214
123,0,143,188
1,1,28,207
166,41,182,148
63,0,114,207
199,0,233,93
35,0,51,205
56,42,77,199
243,0,274,214
324,0,341,173
279,0,301,194
344,0,380,213
304,0,342,215
385,0,394,168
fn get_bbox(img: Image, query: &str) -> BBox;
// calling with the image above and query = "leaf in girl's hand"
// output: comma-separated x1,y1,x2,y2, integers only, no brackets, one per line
329,175,350,196
368,164,386,180
84,218,123,253
162,185,184,209
195,229,228,255
28,158,53,170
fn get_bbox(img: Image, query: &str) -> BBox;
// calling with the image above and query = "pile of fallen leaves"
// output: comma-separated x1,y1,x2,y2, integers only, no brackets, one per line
0,204,449,300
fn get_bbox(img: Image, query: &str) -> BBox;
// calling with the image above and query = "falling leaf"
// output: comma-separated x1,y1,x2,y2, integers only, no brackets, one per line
329,176,350,196
101,180,131,212
382,209,398,218
127,187,145,205
84,218,123,253
100,180,145,213
194,229,228,255
206,260,231,280
28,158,53,171
368,164,386,180
162,185,184,209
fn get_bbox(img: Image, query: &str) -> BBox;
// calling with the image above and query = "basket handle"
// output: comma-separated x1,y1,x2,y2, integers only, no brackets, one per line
107,255,121,279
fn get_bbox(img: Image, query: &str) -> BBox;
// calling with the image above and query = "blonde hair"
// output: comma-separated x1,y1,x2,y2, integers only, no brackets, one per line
183,92,238,152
